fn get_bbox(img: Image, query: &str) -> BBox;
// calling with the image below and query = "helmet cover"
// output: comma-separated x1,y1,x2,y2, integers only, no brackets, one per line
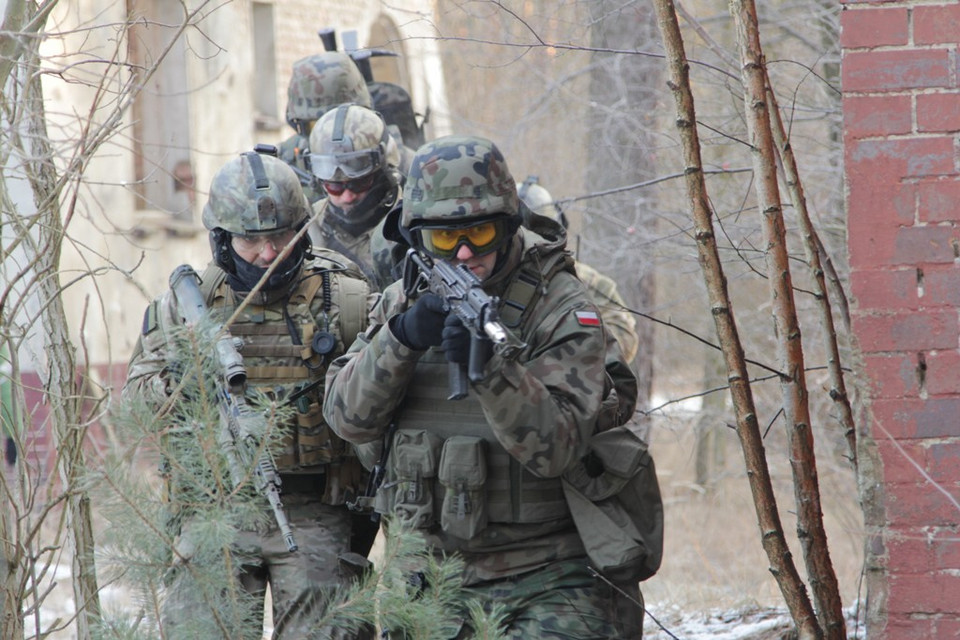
401,135,520,229
202,152,310,235
285,52,372,127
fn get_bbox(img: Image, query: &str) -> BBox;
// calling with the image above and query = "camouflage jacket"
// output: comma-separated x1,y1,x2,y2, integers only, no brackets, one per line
323,227,628,583
124,253,371,491
308,194,402,292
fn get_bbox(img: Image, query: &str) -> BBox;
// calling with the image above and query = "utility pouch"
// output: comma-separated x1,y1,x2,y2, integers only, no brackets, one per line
380,429,442,528
437,435,488,539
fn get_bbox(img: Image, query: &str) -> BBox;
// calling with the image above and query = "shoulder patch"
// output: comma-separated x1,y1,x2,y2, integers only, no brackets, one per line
142,300,160,335
574,310,601,327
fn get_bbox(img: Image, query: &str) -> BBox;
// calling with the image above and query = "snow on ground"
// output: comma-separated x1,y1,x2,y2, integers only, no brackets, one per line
645,602,867,640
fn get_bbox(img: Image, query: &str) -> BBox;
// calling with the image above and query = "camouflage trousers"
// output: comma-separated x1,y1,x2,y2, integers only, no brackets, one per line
392,559,628,639
162,495,373,640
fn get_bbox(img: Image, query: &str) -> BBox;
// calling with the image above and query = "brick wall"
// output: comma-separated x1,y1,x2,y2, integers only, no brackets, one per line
842,0,960,635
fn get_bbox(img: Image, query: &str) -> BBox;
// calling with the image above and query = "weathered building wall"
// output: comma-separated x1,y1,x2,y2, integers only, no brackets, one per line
843,1,960,635
15,0,440,461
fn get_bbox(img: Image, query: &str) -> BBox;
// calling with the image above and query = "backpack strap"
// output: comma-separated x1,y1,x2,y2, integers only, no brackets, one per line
498,250,576,329
336,271,368,349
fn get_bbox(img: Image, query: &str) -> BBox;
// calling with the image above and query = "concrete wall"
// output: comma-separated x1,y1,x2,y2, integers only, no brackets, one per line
843,0,960,635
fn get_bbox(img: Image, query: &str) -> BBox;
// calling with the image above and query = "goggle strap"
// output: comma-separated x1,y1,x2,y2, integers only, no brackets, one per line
332,105,349,143
243,151,270,190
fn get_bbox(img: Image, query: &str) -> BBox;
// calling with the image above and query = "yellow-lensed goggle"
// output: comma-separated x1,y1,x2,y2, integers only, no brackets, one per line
416,220,507,259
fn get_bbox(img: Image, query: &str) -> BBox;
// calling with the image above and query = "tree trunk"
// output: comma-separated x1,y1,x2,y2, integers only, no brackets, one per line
729,1,846,636
652,1,823,637
21,42,102,639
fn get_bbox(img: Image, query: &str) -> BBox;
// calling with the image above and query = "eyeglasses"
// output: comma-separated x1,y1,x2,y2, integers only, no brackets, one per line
415,220,509,259
321,173,378,196
231,229,298,254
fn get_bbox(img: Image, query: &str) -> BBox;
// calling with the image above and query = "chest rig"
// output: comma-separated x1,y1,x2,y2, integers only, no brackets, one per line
380,248,581,534
199,264,363,474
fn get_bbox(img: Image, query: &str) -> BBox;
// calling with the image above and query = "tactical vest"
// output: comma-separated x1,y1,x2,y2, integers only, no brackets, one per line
377,248,583,535
200,259,367,502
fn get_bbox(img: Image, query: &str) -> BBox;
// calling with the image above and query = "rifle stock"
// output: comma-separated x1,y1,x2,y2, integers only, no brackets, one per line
170,265,298,553
404,250,510,400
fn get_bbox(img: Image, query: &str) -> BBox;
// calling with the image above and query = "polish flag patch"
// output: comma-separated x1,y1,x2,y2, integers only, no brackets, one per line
575,310,601,327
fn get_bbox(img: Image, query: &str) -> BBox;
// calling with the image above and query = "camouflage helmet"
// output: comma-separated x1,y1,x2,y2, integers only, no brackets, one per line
308,104,400,182
401,135,520,229
202,151,310,235
518,176,568,229
285,52,372,128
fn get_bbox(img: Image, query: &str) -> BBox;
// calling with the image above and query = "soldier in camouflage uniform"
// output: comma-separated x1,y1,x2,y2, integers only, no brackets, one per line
518,176,639,363
323,136,638,638
278,52,373,204
124,149,374,639
307,104,405,291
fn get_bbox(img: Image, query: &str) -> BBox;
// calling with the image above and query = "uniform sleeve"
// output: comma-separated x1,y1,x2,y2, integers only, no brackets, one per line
122,291,181,413
323,283,421,444
473,277,611,479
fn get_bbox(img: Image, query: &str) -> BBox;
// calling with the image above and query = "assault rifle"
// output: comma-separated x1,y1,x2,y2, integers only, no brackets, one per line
403,249,510,400
169,265,298,553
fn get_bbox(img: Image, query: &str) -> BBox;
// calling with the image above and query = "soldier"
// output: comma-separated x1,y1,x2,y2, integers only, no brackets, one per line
323,135,638,638
278,51,373,204
124,148,373,639
307,103,404,291
517,176,639,363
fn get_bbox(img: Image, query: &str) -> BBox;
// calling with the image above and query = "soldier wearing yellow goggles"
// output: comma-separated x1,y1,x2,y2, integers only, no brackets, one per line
414,217,513,260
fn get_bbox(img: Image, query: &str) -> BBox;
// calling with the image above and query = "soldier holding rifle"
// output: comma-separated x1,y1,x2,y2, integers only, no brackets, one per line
124,148,373,639
323,136,637,638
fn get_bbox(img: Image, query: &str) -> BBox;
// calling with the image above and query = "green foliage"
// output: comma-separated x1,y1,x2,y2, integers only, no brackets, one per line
97,318,507,639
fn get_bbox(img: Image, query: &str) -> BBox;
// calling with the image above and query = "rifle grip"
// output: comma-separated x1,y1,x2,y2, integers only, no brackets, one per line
448,361,468,401
468,334,488,382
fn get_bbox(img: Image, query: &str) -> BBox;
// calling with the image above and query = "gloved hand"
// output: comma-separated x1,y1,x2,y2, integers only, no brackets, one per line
392,293,447,350
441,314,471,364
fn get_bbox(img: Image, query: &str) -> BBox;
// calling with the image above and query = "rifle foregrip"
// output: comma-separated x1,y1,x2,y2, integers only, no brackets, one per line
448,362,468,401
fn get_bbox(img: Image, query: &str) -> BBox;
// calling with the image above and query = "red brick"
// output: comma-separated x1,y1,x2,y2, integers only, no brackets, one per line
888,573,960,614
880,617,938,639
843,49,952,92
847,137,956,179
915,4,960,45
853,309,957,352
877,439,960,483
918,178,960,223
841,7,909,48
893,225,959,265
844,94,912,137
925,349,960,395
846,176,914,224
918,266,960,308
917,92,960,133
861,353,921,398
850,268,919,310
870,397,960,439
885,481,960,528
885,527,960,573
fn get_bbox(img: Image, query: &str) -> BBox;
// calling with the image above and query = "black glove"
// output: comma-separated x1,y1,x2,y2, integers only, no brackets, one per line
392,293,447,350
441,314,471,364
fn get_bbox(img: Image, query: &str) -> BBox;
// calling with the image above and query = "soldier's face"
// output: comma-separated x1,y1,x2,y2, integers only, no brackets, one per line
322,173,378,213
231,229,296,267
448,243,497,281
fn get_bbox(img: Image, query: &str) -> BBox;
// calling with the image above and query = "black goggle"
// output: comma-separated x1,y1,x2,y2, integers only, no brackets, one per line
321,173,378,196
